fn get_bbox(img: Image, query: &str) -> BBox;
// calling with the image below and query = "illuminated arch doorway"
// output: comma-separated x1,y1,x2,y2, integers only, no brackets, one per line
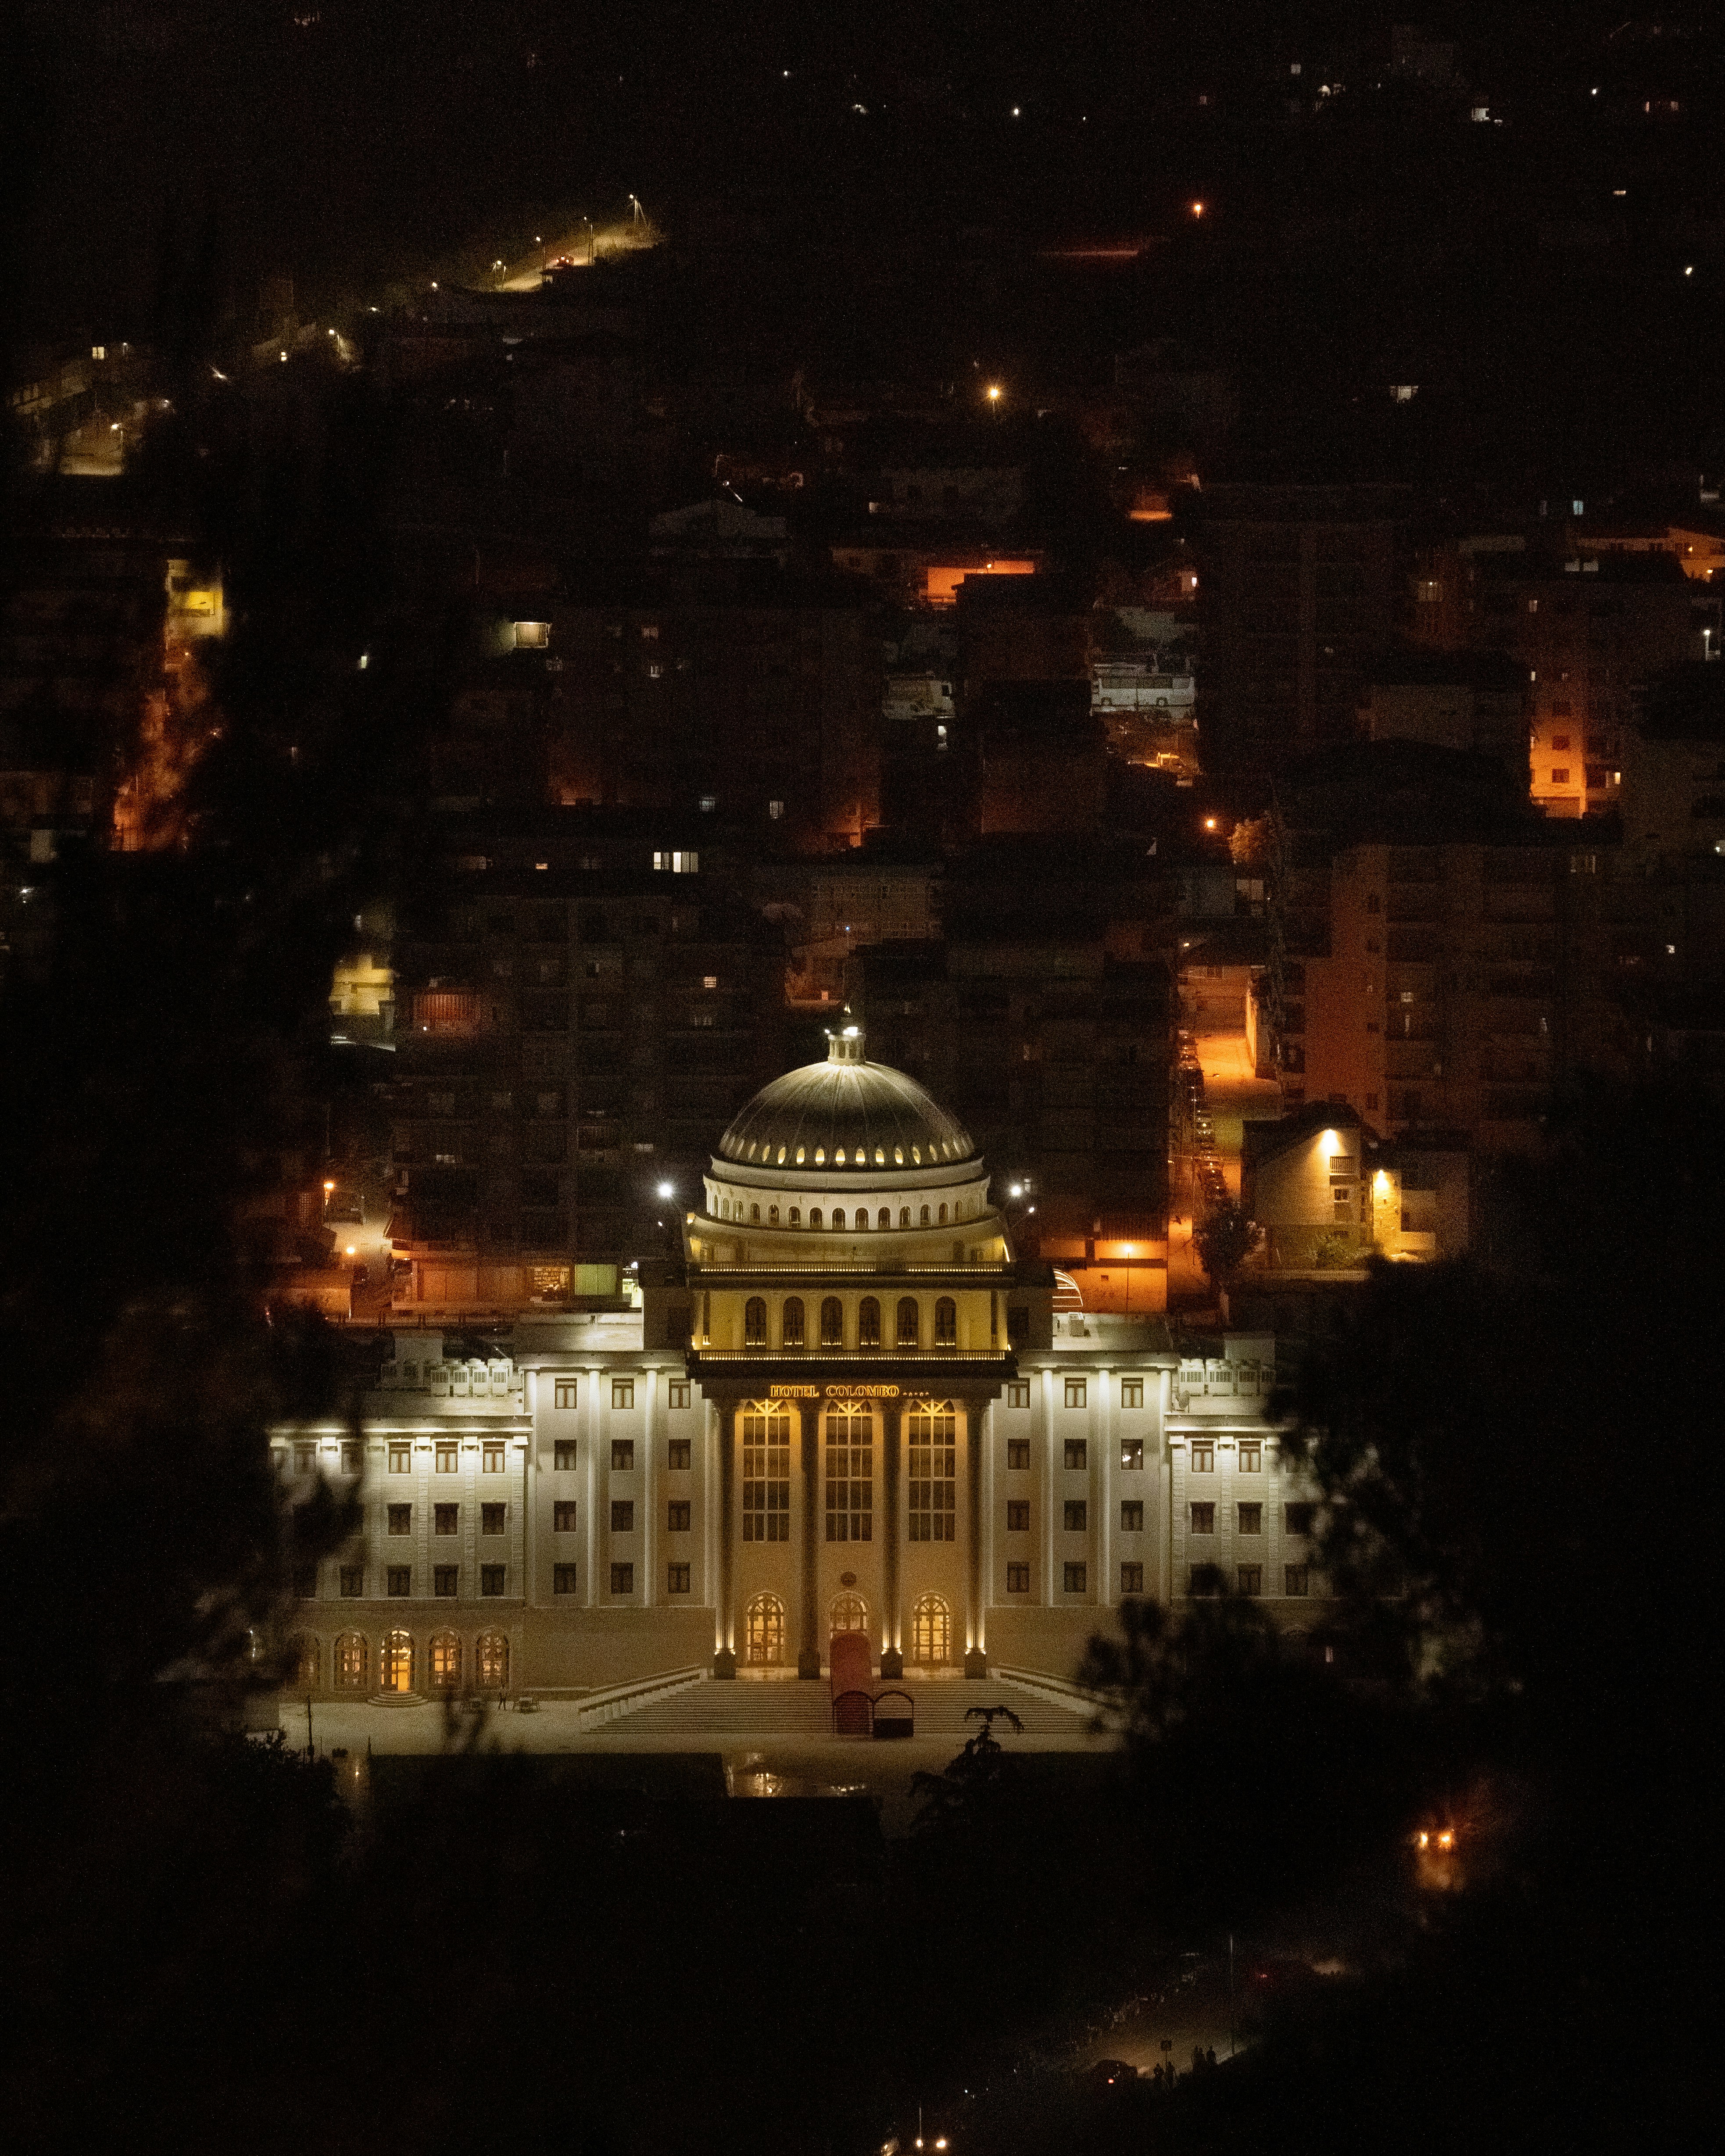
429,1632,462,1690
911,1593,951,1666
334,1633,367,1690
380,1630,414,1693
745,1593,786,1666
476,1632,509,1690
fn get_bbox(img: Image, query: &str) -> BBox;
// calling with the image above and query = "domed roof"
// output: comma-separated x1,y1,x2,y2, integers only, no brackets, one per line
717,1029,975,1172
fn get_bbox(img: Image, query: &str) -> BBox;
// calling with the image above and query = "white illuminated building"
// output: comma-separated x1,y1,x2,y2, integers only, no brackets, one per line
276,1033,1316,1701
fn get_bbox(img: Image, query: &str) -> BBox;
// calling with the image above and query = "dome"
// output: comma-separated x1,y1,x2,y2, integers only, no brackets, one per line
717,1029,975,1173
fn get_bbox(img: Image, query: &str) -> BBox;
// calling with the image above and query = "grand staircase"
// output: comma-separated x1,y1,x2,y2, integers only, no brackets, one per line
596,1673,1089,1741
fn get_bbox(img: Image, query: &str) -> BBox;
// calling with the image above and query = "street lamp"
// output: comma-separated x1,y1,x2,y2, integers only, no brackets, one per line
656,1181,675,1199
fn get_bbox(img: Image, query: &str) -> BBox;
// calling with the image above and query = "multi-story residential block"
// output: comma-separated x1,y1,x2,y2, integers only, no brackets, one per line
1258,741,1614,1149
387,820,786,1315
1197,483,1410,786
275,1038,1306,1697
541,569,882,846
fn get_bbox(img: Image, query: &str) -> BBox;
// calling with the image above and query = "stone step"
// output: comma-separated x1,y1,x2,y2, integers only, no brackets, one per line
605,1674,1086,1739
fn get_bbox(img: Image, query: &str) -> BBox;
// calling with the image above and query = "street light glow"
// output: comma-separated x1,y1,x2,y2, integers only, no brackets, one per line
657,1180,675,1198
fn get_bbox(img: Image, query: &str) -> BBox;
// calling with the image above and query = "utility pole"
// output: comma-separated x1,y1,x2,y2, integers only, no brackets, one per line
1228,1931,1235,2058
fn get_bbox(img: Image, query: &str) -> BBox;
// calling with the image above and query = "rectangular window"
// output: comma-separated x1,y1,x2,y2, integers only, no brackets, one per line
435,1441,459,1474
1006,1501,1031,1531
339,1566,364,1598
1120,1562,1145,1595
1063,1562,1087,1594
387,1504,412,1537
340,1441,360,1475
824,1412,873,1543
1191,1442,1214,1473
610,1562,634,1595
1120,1378,1143,1409
1006,1562,1030,1593
611,1439,635,1470
434,1503,458,1535
1120,1501,1144,1533
433,1565,458,1597
555,1563,579,1595
742,1408,791,1542
667,1380,691,1410
1063,1500,1088,1532
482,1441,505,1474
1064,1439,1088,1470
1285,1502,1315,1537
667,1501,691,1532
1190,1502,1216,1534
481,1503,506,1535
554,1502,579,1531
1064,1378,1087,1409
294,1441,315,1475
668,1438,691,1470
388,1443,411,1474
1285,1564,1311,1597
667,1562,691,1595
611,1500,635,1533
554,1378,578,1410
1238,1441,1262,1474
387,1566,412,1597
554,1440,577,1471
907,1405,957,1542
1238,1502,1263,1534
293,1564,318,1599
480,1565,505,1596
612,1379,635,1410
1007,1380,1031,1408
1006,1438,1030,1470
1238,1565,1263,1596
1120,1438,1144,1472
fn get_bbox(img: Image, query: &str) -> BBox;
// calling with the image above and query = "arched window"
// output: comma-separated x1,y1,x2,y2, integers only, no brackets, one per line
954,1198,964,1220
896,1297,920,1348
855,1209,869,1230
938,1203,948,1225
782,1296,805,1348
429,1631,462,1690
380,1630,414,1694
476,1631,509,1689
899,1207,911,1227
745,1593,785,1666
744,1296,767,1346
810,1208,822,1228
920,1205,931,1226
833,1208,846,1230
934,1296,957,1346
858,1296,881,1348
788,1207,801,1226
768,1205,779,1224
830,1591,869,1635
911,1593,951,1666
287,1634,319,1690
334,1633,367,1690
820,1296,844,1347
878,1208,891,1229
749,1204,761,1224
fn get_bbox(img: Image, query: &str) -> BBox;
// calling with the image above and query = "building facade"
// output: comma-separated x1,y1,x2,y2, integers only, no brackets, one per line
279,1037,1311,1698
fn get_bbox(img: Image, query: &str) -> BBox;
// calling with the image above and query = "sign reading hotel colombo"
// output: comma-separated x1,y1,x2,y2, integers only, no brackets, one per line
770,1383,920,1399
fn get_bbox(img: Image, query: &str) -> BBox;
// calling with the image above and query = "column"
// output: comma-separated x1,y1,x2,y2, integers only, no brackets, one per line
880,1398,903,1678
1097,1367,1113,1613
797,1400,820,1678
964,1394,987,1677
642,1367,659,1608
1039,1365,1056,1606
583,1366,601,1609
525,1370,539,1608
714,1399,737,1676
